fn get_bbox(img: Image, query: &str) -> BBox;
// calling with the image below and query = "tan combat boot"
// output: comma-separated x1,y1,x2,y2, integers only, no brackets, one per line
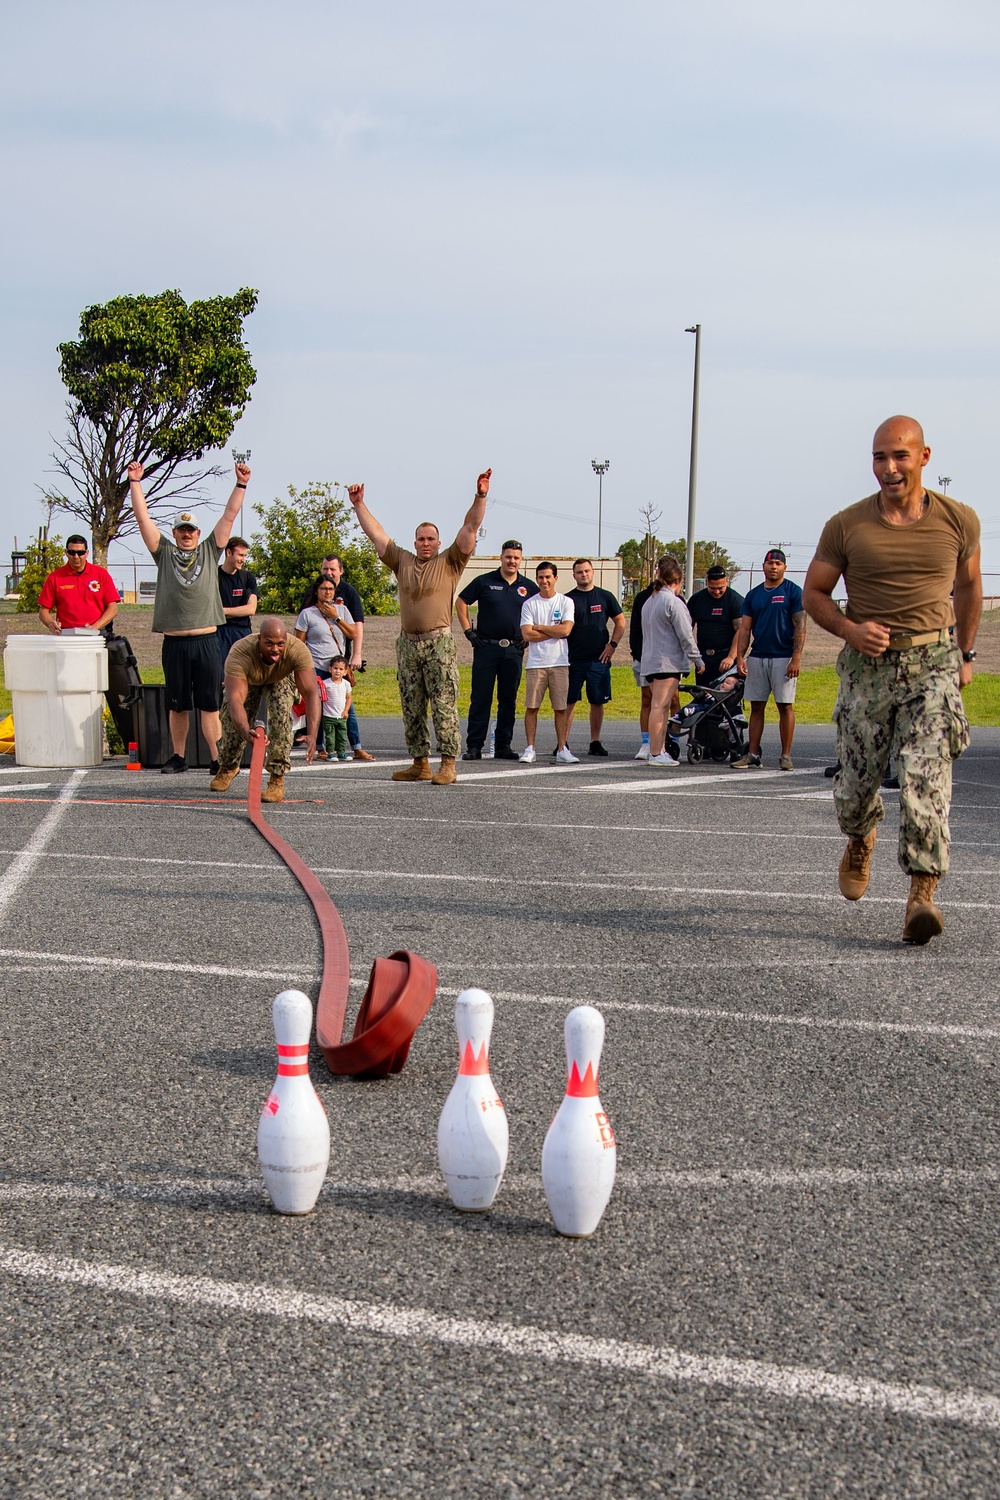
210,766,241,792
838,829,877,900
392,757,432,782
431,756,457,785
903,875,943,945
261,773,285,803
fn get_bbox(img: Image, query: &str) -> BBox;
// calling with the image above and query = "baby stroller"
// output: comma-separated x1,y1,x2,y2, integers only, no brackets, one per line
668,669,749,765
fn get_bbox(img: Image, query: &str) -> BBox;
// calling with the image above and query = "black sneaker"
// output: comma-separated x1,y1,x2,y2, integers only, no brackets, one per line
494,746,520,760
882,774,900,789
824,761,841,778
160,754,188,774
588,741,609,757
209,759,219,775
462,749,482,760
666,736,680,762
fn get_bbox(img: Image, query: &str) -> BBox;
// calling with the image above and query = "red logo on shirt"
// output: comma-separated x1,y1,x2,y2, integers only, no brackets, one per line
88,579,101,592
590,604,603,613
517,587,527,596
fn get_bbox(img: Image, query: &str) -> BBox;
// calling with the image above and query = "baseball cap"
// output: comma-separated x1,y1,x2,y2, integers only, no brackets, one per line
172,511,200,530
764,548,786,564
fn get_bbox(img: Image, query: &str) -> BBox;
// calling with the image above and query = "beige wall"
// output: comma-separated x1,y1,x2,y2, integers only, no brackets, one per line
459,555,623,597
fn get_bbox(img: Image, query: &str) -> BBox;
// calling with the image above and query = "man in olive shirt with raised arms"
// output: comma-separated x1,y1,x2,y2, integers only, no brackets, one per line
210,619,321,803
128,457,250,774
346,470,491,785
803,415,982,945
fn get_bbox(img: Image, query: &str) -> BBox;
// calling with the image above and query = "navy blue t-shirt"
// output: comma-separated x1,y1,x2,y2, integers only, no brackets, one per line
217,566,258,639
567,587,623,664
742,579,804,658
459,569,538,639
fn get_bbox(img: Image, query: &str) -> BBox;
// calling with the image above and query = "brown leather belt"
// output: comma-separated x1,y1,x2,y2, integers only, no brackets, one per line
885,628,950,651
402,626,450,642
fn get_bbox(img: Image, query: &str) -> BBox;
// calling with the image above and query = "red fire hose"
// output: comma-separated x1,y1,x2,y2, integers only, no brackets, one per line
247,729,437,1077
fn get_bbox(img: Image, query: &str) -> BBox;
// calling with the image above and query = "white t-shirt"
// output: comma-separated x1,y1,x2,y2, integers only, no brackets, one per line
322,677,350,718
520,593,575,669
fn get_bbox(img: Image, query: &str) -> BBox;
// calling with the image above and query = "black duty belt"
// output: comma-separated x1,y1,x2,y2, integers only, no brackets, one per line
480,636,519,648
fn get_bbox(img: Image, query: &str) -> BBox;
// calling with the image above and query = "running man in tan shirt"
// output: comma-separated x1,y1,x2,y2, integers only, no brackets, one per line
346,471,491,784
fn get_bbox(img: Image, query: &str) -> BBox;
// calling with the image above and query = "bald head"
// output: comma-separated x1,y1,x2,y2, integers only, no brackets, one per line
873,414,925,451
872,415,931,510
257,617,289,665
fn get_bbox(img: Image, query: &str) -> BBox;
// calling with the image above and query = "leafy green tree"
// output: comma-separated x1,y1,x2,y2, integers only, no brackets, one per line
250,481,397,614
16,535,65,613
617,536,667,584
661,539,740,586
47,288,258,564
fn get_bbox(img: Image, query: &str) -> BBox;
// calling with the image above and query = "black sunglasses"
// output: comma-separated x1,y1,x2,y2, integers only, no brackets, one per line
66,548,87,557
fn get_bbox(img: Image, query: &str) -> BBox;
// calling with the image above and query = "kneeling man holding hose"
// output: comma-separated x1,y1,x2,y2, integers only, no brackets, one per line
211,618,321,803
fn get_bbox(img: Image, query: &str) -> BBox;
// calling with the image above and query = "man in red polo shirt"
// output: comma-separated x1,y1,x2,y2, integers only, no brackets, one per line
38,536,119,633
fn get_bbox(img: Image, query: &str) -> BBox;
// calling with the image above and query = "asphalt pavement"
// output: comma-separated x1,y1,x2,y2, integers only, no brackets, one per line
1,720,998,1497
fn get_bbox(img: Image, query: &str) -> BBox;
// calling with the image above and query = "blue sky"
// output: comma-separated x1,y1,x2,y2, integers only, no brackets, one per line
3,1,999,585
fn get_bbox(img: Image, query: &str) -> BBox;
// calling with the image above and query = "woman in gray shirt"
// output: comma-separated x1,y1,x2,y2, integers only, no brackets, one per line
640,556,704,767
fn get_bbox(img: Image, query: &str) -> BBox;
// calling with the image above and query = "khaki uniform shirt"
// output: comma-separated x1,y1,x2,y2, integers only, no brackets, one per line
382,540,471,634
224,635,313,687
813,491,980,635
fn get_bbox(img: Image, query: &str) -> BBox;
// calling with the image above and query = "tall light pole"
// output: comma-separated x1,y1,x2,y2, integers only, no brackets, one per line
938,475,951,494
591,459,610,557
684,325,701,599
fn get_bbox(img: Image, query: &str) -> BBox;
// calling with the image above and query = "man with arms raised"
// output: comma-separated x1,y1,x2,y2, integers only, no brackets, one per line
803,415,981,945
128,458,250,775
346,471,491,785
210,618,321,803
456,539,537,760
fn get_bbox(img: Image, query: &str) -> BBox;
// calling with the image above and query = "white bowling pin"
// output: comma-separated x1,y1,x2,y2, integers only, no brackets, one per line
257,989,331,1215
437,987,509,1210
541,1005,616,1237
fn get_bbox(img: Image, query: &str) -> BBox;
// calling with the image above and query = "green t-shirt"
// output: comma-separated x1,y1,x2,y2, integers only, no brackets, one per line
152,535,224,633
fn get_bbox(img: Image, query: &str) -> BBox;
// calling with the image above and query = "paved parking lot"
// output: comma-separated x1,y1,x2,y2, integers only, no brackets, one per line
2,721,998,1497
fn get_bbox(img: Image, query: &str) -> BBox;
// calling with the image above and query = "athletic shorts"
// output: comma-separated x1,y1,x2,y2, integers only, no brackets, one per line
646,672,680,683
525,665,569,711
568,660,612,705
745,655,798,705
162,633,222,713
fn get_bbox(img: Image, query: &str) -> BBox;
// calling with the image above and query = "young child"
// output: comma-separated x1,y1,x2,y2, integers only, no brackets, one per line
321,656,352,761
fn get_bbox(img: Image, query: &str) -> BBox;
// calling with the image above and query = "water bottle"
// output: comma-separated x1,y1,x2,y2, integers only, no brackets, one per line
486,719,496,758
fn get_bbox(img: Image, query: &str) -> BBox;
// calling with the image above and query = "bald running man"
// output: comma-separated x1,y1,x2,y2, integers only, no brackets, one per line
211,618,321,803
803,416,982,944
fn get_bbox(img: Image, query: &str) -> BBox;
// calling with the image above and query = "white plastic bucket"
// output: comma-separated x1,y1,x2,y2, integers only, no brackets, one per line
3,633,109,767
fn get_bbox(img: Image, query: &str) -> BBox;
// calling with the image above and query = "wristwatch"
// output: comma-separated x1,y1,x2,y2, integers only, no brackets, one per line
962,650,977,663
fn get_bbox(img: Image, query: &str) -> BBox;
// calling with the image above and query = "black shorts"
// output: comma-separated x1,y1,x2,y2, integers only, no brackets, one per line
646,671,680,682
567,660,613,705
162,634,222,713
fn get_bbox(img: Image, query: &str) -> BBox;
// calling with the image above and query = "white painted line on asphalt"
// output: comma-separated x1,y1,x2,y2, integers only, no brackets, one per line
435,985,1000,1040
3,785,51,794
2,1162,997,1208
1,948,994,1038
0,769,87,927
570,766,822,794
2,1244,997,1430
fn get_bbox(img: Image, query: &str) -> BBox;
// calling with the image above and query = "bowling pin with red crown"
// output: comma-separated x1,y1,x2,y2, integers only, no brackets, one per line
437,987,509,1211
541,1005,617,1236
257,989,331,1215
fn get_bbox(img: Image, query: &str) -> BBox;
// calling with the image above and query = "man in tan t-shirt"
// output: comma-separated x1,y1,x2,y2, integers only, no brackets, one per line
210,619,321,803
346,471,491,784
803,415,982,945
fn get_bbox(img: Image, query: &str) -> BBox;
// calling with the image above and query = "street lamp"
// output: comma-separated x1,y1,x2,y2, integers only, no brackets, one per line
591,459,610,557
938,475,951,494
684,325,701,599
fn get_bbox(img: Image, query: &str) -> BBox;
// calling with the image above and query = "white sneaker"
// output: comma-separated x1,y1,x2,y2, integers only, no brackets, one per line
649,751,679,767
555,746,579,764
519,745,536,763
634,743,650,760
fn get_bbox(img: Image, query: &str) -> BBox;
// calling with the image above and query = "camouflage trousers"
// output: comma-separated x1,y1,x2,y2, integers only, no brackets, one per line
833,642,970,876
396,631,460,758
218,676,296,775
